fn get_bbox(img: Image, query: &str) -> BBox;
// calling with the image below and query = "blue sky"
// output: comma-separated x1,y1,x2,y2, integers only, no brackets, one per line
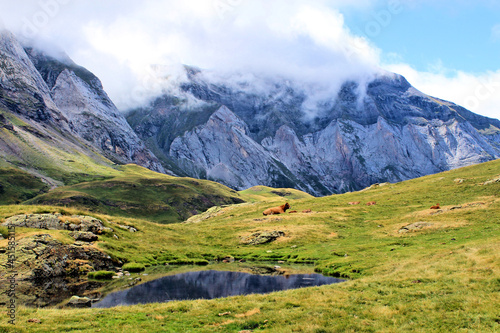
0,0,499,119
343,1,500,74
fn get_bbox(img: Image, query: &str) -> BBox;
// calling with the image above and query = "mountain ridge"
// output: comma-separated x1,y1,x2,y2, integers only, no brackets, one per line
128,67,500,195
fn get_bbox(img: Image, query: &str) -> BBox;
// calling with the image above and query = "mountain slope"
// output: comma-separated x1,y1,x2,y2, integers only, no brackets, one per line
0,30,164,187
1,158,498,332
128,69,500,195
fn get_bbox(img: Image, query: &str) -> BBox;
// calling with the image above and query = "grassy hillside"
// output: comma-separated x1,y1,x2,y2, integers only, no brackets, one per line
239,185,314,202
0,110,121,186
0,167,49,204
0,159,498,332
25,164,244,224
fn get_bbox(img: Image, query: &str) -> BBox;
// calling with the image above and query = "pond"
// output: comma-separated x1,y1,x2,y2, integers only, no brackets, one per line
93,270,344,308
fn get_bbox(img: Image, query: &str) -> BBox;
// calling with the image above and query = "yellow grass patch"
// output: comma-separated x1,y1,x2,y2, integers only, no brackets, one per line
394,219,469,236
369,305,400,318
58,216,82,224
234,308,260,318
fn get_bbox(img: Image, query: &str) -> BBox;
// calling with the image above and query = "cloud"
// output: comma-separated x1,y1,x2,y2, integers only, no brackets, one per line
385,62,500,120
0,0,498,121
1,0,385,110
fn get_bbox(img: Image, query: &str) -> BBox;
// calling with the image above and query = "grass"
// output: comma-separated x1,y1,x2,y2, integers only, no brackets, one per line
0,159,499,332
25,164,244,224
0,167,49,204
87,271,116,280
0,110,122,186
122,263,145,272
239,185,314,202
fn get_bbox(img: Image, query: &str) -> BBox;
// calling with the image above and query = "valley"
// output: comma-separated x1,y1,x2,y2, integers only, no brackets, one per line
0,159,498,332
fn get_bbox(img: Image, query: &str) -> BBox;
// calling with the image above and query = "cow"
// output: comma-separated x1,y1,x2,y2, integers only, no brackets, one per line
430,203,440,209
263,202,290,215
366,201,376,206
348,201,361,205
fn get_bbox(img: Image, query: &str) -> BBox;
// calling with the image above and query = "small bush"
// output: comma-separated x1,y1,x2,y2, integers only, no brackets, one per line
122,262,145,272
88,270,115,280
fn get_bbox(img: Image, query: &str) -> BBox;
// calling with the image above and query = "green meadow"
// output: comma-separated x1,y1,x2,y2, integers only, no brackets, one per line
0,159,498,332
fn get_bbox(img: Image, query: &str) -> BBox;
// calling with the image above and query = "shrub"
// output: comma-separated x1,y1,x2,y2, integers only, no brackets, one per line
122,262,145,272
88,270,115,280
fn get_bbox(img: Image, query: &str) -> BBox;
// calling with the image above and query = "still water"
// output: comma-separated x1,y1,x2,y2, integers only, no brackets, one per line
93,270,343,308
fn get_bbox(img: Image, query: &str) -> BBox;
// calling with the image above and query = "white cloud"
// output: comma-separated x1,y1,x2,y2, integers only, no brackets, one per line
1,0,385,110
0,0,498,121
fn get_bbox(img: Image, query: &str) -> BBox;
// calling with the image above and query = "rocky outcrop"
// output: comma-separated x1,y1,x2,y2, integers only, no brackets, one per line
0,234,118,281
2,213,112,234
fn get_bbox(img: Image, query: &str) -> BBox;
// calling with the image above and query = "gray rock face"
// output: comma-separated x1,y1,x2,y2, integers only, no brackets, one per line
0,31,68,126
129,69,500,195
170,106,301,189
25,47,165,173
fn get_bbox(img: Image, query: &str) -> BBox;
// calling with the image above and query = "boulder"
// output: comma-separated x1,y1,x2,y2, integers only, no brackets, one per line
67,296,93,308
242,231,285,245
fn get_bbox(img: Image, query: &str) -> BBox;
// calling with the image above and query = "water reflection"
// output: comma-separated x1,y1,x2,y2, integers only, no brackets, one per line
93,270,344,308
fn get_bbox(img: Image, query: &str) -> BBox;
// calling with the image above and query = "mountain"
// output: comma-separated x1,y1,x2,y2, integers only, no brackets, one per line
0,30,164,187
127,68,500,196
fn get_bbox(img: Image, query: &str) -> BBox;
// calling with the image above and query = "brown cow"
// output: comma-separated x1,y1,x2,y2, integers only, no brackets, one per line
430,203,440,209
348,201,361,205
288,210,298,213
366,201,376,206
263,202,290,215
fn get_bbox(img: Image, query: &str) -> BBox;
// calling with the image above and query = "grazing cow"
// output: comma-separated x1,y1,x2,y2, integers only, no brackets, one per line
366,201,376,206
263,202,290,215
430,203,440,209
302,209,312,213
348,201,361,205
288,210,298,213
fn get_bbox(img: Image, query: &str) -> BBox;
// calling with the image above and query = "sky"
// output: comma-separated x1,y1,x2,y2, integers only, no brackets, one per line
0,0,499,120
